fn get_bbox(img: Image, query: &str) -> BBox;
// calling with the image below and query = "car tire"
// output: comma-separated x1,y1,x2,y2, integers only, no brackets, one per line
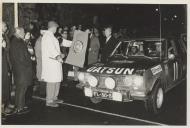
145,81,164,114
90,97,102,104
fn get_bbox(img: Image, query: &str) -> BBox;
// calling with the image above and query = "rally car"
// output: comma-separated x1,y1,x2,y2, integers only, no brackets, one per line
76,37,186,114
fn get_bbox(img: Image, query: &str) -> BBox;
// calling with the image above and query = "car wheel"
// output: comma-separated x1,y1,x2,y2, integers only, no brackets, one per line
90,97,102,104
145,82,164,114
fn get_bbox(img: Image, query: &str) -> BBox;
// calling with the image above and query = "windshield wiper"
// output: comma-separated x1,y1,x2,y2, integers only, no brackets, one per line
128,55,152,60
142,55,153,59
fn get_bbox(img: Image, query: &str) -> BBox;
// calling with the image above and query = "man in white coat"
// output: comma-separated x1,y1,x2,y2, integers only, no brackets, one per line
41,21,72,107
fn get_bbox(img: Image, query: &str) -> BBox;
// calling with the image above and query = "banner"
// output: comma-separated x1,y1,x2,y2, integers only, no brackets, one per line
65,30,88,68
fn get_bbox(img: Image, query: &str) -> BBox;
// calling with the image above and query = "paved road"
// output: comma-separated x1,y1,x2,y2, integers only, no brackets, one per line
2,80,186,125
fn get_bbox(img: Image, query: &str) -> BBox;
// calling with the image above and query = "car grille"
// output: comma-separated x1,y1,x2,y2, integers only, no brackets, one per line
92,74,129,90
98,76,107,88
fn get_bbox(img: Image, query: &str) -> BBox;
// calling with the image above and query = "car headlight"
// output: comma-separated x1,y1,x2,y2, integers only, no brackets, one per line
105,77,116,89
133,76,143,87
87,75,98,87
124,75,144,89
78,72,85,81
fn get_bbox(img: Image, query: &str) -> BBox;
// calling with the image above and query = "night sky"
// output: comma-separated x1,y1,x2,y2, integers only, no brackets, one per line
34,4,186,36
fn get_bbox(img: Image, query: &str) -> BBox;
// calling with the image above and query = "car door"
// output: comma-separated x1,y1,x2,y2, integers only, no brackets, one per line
165,39,179,89
177,36,187,78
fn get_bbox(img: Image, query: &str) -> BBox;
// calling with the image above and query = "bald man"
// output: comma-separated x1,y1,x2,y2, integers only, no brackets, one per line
41,21,63,107
10,27,33,114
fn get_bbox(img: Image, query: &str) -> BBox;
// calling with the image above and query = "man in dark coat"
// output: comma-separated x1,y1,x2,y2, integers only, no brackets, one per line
10,27,33,114
101,26,117,63
2,21,13,116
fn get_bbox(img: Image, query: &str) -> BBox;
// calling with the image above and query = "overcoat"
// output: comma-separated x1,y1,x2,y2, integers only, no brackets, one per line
10,36,33,86
2,34,11,103
41,31,63,82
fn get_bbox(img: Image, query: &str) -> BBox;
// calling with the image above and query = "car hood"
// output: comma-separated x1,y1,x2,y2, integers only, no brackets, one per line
83,58,160,75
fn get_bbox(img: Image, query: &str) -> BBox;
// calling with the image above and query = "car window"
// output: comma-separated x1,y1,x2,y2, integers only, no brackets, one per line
174,40,186,57
126,41,162,58
111,40,164,60
112,41,129,55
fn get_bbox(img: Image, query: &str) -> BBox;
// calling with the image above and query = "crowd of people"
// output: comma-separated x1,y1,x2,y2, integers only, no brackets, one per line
1,20,129,118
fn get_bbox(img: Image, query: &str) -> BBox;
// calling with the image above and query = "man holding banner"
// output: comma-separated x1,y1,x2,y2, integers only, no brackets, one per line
41,21,72,107
41,21,88,107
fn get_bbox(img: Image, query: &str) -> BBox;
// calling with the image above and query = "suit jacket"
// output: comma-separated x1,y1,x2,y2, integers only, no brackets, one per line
101,36,117,63
10,36,33,86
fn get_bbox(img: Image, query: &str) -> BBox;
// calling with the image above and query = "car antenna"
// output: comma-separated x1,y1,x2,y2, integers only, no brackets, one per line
159,4,162,61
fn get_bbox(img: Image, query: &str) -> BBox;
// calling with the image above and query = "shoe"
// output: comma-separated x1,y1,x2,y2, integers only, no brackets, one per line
53,99,64,104
7,104,15,109
15,108,30,115
46,102,59,107
2,114,6,121
2,107,17,116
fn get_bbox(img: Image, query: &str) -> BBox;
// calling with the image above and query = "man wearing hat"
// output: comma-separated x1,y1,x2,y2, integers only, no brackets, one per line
41,21,70,107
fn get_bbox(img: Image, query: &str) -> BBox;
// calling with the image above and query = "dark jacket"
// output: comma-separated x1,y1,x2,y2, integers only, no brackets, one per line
101,36,117,63
2,34,11,103
10,36,33,86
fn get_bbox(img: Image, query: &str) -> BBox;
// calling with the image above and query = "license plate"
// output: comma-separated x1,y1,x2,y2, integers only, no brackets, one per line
93,91,112,99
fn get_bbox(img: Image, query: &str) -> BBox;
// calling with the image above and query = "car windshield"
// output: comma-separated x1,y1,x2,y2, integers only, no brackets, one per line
111,40,163,59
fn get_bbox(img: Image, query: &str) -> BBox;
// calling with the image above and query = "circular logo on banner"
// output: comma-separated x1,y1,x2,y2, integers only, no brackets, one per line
73,40,83,53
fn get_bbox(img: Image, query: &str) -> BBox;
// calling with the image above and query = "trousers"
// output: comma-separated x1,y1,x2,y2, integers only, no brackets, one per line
46,82,60,103
2,51,11,106
15,84,28,109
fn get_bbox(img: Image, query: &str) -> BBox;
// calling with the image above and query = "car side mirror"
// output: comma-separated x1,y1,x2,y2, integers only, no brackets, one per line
168,54,175,60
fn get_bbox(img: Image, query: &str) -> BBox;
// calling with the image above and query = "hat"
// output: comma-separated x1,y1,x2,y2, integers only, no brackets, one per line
48,21,59,28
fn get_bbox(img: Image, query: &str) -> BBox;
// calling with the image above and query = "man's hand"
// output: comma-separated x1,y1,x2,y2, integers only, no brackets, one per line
56,55,63,63
60,53,65,59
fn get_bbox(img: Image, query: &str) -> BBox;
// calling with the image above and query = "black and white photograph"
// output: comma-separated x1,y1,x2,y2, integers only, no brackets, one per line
1,0,188,126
